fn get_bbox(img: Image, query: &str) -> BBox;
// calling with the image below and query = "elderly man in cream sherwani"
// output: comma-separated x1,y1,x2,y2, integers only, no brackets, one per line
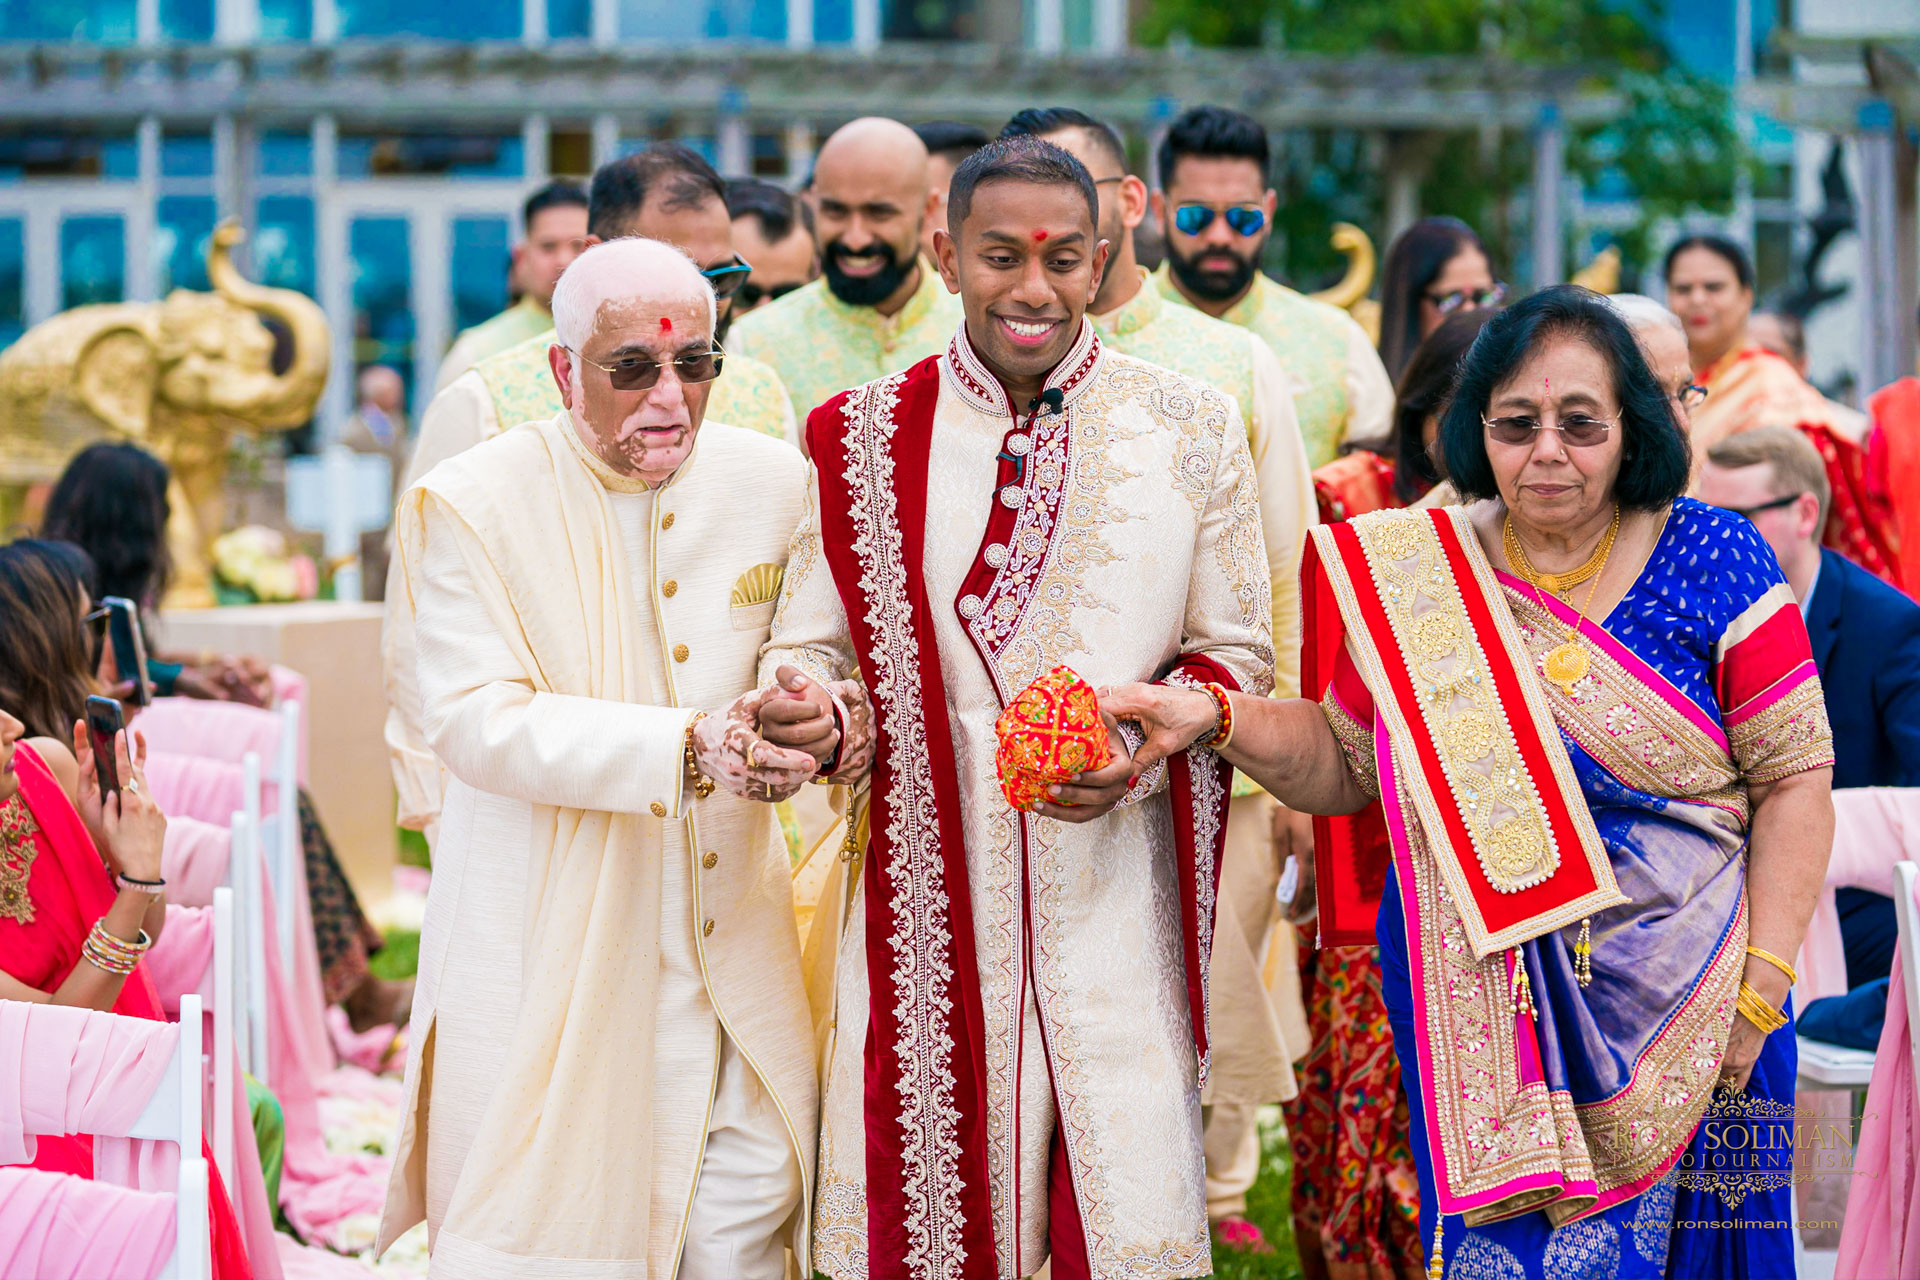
376,237,834,1279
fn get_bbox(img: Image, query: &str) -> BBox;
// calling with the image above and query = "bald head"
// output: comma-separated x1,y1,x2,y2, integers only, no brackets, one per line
551,237,714,350
357,363,405,414
548,237,719,486
812,118,937,312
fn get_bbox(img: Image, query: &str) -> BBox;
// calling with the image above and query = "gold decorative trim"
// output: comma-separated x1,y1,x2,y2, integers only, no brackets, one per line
0,796,39,925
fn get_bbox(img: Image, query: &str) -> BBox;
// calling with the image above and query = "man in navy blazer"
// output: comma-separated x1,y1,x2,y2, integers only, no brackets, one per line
1700,427,1920,990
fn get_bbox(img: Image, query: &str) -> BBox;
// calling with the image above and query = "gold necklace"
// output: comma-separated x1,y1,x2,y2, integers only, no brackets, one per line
1505,505,1620,694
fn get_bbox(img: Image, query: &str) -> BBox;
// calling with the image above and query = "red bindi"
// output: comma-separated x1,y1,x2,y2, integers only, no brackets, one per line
1033,230,1049,242
659,317,672,332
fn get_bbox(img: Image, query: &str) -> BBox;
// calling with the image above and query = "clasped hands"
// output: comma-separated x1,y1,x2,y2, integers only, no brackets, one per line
693,664,875,802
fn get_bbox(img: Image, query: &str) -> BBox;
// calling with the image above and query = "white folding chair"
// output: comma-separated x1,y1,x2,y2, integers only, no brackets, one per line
272,702,302,972
227,792,270,1090
211,886,238,1202
11,996,212,1280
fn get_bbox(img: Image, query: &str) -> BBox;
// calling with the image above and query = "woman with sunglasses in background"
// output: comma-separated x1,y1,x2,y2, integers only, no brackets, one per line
1377,216,1503,384
1665,233,1901,584
1108,286,1836,1280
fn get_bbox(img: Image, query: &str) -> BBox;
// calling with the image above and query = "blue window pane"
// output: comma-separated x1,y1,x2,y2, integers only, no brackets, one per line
351,217,415,408
61,216,125,309
337,133,524,179
0,0,137,40
258,0,311,38
337,0,518,38
548,0,591,37
451,216,511,333
255,196,316,297
1063,0,1091,48
102,137,139,179
157,195,219,293
162,131,214,179
813,0,851,42
620,0,783,40
160,0,213,39
0,220,22,351
257,132,313,177
883,0,974,39
0,133,138,181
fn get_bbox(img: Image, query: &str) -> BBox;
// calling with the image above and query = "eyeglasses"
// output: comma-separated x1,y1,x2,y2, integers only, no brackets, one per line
1482,414,1617,448
1426,283,1507,315
736,280,806,309
702,257,753,301
1172,204,1267,238
571,346,726,392
1675,383,1709,410
1724,493,1803,521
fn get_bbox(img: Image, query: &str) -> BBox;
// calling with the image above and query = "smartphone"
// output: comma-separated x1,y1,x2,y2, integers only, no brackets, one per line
100,597,152,708
85,695,124,799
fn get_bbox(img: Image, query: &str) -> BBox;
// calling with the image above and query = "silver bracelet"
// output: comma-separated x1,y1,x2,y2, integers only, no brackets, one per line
116,874,166,897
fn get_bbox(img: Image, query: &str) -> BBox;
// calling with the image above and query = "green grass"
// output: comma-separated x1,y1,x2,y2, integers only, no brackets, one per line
397,826,431,869
1212,1108,1305,1279
368,927,419,980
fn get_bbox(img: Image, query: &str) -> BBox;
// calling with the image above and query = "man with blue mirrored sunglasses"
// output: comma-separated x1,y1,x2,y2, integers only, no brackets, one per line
1152,105,1395,471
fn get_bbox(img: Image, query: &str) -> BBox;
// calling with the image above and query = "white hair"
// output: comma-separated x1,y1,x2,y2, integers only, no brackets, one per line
1605,292,1685,339
549,236,716,354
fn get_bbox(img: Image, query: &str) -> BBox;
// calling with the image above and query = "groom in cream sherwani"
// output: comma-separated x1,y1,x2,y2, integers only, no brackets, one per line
377,238,853,1279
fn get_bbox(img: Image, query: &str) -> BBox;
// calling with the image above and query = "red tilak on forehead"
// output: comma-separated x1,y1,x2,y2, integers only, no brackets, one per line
1032,229,1049,242
659,317,672,332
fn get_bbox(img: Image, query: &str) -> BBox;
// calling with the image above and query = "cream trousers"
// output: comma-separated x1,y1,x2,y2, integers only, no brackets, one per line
675,1033,804,1280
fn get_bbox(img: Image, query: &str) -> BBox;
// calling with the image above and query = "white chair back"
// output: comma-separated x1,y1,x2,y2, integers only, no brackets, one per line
1894,860,1920,1118
99,995,208,1280
273,702,302,971
226,798,270,1090
211,886,238,1202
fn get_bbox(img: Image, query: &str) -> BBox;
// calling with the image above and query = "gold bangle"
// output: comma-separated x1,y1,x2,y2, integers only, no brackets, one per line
1745,945,1798,986
1736,981,1789,1034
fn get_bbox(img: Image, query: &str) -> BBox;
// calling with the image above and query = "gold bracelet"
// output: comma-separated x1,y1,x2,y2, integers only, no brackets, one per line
683,713,715,800
1735,981,1789,1034
1745,945,1798,986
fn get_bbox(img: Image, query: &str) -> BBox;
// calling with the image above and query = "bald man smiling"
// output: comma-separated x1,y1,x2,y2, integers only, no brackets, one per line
729,117,963,422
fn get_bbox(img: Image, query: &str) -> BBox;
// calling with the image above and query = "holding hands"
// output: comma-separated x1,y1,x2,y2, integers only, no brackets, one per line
1096,683,1222,773
696,665,878,803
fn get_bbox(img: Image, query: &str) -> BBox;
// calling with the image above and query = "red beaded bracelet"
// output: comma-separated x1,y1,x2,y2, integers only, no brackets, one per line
1202,682,1234,750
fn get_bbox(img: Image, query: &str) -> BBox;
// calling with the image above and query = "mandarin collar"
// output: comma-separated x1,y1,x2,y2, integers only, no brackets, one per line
1093,267,1160,339
940,316,1102,419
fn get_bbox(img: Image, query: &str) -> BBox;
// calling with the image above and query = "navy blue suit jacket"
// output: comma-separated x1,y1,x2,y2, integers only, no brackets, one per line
1807,548,1920,988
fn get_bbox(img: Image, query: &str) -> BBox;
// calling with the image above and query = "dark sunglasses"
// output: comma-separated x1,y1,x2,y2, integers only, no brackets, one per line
1724,493,1803,521
1172,204,1267,238
573,346,726,392
1426,283,1508,315
702,257,753,301
737,280,805,309
1482,414,1616,448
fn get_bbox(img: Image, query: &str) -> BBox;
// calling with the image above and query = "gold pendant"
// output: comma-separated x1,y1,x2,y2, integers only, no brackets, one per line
1543,642,1589,693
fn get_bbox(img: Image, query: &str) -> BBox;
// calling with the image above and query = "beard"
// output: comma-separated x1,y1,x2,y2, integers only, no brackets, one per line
823,237,915,307
1166,237,1262,303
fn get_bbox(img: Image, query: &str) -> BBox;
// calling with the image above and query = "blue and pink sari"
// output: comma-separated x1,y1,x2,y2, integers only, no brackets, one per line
1304,498,1834,1279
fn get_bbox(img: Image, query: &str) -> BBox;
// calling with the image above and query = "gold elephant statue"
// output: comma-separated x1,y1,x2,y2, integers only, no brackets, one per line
1310,222,1381,345
0,220,330,606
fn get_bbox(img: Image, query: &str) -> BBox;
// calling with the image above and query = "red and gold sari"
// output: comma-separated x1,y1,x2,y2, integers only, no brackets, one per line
0,744,256,1280
1694,344,1901,584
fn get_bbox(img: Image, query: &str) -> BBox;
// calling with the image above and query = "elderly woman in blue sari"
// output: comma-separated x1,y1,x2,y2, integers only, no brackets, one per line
1106,285,1834,1279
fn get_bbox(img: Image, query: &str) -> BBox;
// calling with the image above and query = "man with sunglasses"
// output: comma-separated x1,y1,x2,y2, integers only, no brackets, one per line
1152,105,1394,470
379,237,841,1279
727,117,964,423
1000,104,1317,1254
1698,426,1920,1002
388,143,800,849
726,178,819,314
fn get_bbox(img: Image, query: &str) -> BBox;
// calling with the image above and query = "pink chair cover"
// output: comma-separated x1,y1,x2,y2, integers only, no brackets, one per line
141,905,389,1253
0,1165,175,1280
142,753,333,1084
0,1000,174,1169
133,695,308,789
1797,788,1920,1002
161,816,232,910
1835,868,1920,1277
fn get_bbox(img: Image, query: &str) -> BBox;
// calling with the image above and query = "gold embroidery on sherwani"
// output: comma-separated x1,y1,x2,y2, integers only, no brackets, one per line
836,370,970,1280
0,796,38,924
